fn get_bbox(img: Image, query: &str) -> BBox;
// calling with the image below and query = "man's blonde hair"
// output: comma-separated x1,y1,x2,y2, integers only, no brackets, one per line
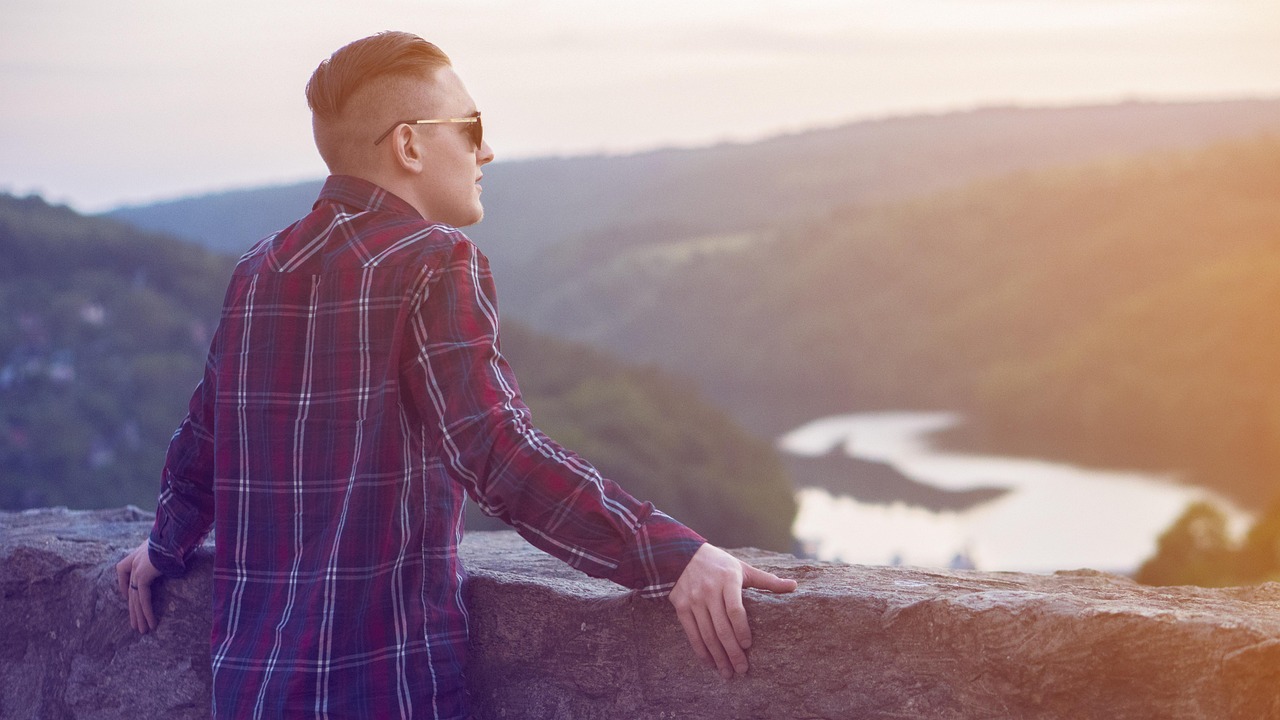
306,32,452,172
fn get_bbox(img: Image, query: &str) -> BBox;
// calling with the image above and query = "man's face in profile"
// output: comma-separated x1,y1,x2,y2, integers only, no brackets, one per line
405,67,495,228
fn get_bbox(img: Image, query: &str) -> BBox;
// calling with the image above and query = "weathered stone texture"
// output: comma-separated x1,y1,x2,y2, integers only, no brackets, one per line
1,507,212,720
3,508,1280,719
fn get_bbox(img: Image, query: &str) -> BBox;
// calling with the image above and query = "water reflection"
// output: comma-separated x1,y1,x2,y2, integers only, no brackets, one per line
781,412,1250,574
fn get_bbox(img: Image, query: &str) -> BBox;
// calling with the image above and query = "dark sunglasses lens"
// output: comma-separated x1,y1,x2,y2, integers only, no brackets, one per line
470,118,483,148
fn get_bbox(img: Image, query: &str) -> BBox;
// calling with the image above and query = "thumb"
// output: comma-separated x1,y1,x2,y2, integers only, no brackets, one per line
740,561,798,593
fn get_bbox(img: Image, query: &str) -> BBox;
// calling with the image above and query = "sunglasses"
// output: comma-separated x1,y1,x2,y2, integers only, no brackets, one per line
372,111,482,148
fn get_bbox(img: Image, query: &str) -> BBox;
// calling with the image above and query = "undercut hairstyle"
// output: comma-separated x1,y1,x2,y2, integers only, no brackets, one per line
306,31,451,119
306,32,452,171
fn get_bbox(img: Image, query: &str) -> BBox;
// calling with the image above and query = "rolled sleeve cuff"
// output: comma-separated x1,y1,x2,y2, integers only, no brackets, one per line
613,510,707,599
147,534,190,578
147,508,208,579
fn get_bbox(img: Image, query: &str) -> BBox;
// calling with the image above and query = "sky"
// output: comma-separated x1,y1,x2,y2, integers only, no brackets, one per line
3,0,1279,212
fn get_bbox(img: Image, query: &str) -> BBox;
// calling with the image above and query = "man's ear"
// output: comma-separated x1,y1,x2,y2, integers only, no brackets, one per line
390,126,426,173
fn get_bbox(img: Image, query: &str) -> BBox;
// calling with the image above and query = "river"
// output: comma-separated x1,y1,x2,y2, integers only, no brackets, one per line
780,411,1251,574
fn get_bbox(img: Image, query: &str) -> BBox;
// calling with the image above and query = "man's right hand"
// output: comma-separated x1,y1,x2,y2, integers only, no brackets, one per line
667,543,797,680
115,541,163,634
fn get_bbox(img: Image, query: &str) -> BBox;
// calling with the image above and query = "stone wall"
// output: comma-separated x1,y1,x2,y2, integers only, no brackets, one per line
3,507,1280,719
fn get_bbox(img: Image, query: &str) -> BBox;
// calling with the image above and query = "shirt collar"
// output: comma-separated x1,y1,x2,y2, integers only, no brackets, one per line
314,175,423,218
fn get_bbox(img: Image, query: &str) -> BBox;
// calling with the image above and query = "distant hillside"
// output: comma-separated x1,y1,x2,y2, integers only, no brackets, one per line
109,181,324,256
108,99,1280,281
1,194,793,550
0,195,233,509
567,135,1280,507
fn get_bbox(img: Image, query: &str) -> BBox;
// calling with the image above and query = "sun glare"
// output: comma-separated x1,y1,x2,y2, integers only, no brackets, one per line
851,0,1200,34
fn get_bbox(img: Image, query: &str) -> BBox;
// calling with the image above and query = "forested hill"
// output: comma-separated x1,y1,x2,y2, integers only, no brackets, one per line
0,194,794,551
0,195,232,509
575,134,1280,509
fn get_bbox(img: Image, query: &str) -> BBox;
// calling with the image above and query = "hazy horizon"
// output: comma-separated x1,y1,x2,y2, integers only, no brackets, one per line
90,96,1280,215
4,0,1280,212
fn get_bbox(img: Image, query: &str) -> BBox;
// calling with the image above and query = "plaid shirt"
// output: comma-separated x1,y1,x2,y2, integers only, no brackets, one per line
147,175,706,720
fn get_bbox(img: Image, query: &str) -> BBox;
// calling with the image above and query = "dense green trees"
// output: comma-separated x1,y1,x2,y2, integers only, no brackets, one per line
1,193,795,551
1138,499,1280,587
0,195,230,509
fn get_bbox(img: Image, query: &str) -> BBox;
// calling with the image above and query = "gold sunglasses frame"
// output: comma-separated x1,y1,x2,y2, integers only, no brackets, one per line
372,113,482,147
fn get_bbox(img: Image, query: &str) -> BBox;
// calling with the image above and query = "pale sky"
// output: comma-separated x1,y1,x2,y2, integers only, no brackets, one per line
3,0,1279,212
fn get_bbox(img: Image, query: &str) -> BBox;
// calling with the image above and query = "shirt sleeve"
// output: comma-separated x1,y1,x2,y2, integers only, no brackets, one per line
147,347,218,578
401,238,706,598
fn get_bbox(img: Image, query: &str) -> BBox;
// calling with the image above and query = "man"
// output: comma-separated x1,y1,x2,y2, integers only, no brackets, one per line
116,31,796,719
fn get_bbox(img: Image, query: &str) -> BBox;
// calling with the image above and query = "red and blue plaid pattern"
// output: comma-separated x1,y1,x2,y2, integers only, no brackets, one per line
148,175,706,719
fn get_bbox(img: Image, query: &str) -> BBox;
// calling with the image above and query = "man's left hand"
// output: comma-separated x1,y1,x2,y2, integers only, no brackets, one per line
668,543,797,680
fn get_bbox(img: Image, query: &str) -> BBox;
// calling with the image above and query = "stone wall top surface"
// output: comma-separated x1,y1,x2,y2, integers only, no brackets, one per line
4,507,1280,719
